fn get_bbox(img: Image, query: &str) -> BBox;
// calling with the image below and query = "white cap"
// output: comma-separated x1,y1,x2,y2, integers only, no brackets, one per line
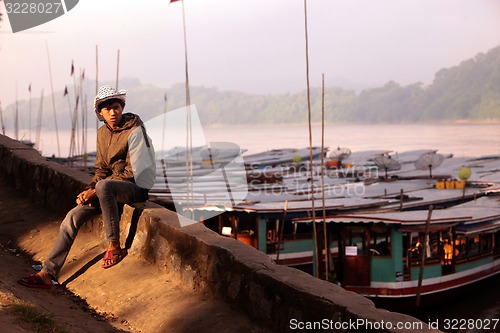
94,85,126,121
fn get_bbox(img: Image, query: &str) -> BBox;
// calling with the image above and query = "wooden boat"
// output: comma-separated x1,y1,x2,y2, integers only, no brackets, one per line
184,150,500,309
243,146,327,169
292,197,500,309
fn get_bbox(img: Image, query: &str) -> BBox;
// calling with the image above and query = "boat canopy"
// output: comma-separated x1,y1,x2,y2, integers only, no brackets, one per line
292,209,469,226
231,197,389,214
292,197,500,231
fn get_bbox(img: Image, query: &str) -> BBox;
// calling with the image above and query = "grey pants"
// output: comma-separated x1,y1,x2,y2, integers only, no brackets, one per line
43,180,147,279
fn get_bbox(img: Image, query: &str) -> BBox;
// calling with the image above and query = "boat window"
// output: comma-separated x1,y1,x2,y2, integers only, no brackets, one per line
347,228,367,255
426,232,440,263
237,214,255,235
480,234,493,254
369,227,391,256
268,220,312,242
469,234,481,256
408,232,422,262
455,237,467,260
495,231,500,257
406,231,440,266
455,233,494,261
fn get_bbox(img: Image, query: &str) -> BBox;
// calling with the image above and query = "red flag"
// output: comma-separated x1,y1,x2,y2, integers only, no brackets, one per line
70,61,74,76
63,86,68,96
170,0,181,3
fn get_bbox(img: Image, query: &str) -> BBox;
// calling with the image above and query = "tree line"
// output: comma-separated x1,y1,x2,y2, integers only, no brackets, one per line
4,45,500,131
162,45,500,125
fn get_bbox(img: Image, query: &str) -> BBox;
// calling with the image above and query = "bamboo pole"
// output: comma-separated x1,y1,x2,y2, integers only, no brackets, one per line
82,94,88,171
180,0,194,218
69,64,81,158
35,89,44,152
73,67,81,158
321,73,328,280
96,45,99,133
416,204,433,307
15,82,18,141
0,101,5,135
161,93,168,155
66,87,74,158
303,0,319,278
80,71,86,160
45,42,61,157
28,83,32,142
115,49,120,89
276,200,289,262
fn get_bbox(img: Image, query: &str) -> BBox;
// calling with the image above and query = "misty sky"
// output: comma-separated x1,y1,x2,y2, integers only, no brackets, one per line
1,0,500,107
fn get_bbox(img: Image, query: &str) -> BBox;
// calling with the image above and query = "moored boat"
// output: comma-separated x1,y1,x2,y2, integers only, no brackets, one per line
293,196,500,309
181,149,500,309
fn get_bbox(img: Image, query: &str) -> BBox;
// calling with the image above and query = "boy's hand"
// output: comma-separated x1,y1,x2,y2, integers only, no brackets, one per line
76,189,96,206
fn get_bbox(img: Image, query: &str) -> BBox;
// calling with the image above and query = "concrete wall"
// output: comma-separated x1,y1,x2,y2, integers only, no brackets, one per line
0,134,440,333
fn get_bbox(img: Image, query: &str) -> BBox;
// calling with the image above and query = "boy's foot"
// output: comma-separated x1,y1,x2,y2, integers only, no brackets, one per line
18,272,52,289
101,248,128,269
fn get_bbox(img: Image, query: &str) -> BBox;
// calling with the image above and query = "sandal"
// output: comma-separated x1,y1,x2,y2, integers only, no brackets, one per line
18,274,52,290
101,248,128,269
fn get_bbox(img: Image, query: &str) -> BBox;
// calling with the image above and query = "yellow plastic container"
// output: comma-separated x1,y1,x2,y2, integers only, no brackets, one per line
435,180,445,189
445,180,455,189
455,180,466,189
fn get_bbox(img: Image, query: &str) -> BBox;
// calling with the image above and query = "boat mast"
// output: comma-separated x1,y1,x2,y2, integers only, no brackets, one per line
416,205,433,307
46,42,61,157
0,100,5,135
115,49,120,89
170,0,194,218
35,89,44,153
181,0,194,219
65,85,74,157
69,60,81,159
28,83,32,142
303,0,319,278
80,70,87,163
276,200,289,262
95,45,99,133
15,81,18,140
161,93,168,155
320,73,329,279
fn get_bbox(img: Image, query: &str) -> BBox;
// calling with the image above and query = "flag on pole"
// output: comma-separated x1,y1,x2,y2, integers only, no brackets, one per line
170,0,181,3
64,86,68,96
81,69,85,81
70,61,74,76
28,83,31,93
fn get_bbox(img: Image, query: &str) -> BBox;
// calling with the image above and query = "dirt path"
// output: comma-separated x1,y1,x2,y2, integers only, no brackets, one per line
0,180,269,333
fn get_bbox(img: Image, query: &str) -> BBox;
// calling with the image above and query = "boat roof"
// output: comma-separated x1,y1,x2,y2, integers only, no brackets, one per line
230,197,389,213
293,196,500,233
160,149,500,227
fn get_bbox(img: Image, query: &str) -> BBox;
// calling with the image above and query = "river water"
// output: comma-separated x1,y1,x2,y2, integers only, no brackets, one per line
25,122,500,331
32,121,500,158
204,122,500,158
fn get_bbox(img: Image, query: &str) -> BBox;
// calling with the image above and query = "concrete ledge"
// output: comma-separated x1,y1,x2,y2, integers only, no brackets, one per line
0,135,91,214
0,134,440,333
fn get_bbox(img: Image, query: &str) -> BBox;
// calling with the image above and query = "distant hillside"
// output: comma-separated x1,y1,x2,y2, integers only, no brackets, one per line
139,45,500,124
353,44,500,123
3,45,500,130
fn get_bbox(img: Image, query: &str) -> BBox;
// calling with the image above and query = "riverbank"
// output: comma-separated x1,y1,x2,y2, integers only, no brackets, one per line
0,178,270,333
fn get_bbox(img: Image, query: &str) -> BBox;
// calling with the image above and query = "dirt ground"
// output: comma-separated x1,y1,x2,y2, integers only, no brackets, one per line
0,180,270,333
